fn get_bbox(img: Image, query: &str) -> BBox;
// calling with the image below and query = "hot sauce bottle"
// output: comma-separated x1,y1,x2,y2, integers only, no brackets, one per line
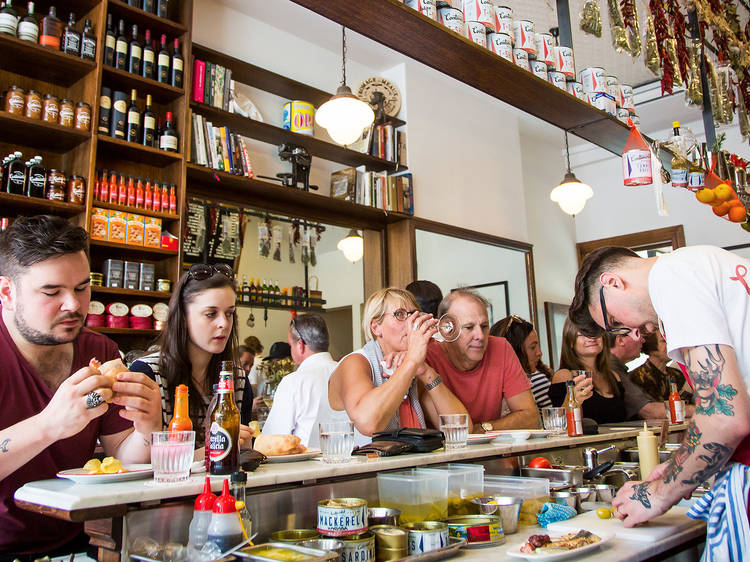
144,179,152,210
108,171,118,204
99,169,108,201
117,174,127,205
126,176,135,207
168,384,193,432
565,380,583,437
135,177,144,208
668,382,685,424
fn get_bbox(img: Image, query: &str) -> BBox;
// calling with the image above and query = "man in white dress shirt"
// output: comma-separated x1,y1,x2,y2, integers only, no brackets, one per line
262,313,338,446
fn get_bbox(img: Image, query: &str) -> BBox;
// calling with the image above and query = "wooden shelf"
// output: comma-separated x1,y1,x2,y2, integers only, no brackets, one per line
91,286,172,300
89,327,161,336
236,301,324,313
0,192,85,216
102,66,185,104
191,102,405,172
92,200,180,221
186,163,411,229
192,43,406,128
89,239,178,257
108,0,187,37
0,111,91,151
0,34,96,86
97,135,183,166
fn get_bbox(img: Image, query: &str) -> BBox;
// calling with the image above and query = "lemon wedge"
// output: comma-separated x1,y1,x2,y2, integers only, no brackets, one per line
83,459,101,474
100,457,123,474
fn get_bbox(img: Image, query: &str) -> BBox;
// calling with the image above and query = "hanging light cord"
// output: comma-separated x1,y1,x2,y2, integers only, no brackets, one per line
341,26,347,88
564,130,572,174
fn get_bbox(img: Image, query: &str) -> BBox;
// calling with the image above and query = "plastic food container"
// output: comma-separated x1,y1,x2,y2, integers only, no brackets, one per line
418,464,484,516
377,469,449,524
484,475,550,527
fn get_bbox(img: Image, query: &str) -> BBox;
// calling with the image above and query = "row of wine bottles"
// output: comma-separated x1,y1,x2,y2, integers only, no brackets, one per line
100,88,179,152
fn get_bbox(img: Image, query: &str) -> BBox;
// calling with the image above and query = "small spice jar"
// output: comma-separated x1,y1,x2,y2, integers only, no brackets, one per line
157,279,172,292
89,272,103,287
24,89,42,119
74,101,91,131
58,98,74,127
4,86,25,115
42,94,59,123
67,174,86,204
46,169,67,201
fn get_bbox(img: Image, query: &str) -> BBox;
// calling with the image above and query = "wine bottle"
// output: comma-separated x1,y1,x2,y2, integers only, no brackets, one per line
111,90,127,139
141,94,155,147
171,37,183,88
126,89,140,143
0,0,19,37
80,18,96,60
128,24,142,75
61,12,80,56
104,13,115,66
159,111,178,152
156,33,169,83
39,6,62,49
17,2,38,43
241,275,250,303
157,0,169,19
141,28,155,79
142,0,155,13
114,18,127,70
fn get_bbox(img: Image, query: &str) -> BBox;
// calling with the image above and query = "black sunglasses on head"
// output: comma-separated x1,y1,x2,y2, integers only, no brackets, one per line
499,315,523,337
186,263,234,282
291,317,306,346
599,285,631,336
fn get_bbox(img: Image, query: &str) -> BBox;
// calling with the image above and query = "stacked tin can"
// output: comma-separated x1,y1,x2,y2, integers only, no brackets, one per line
317,499,375,562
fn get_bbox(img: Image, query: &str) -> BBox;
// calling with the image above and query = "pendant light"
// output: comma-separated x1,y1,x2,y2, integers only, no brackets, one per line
316,27,375,146
337,229,364,263
550,131,594,215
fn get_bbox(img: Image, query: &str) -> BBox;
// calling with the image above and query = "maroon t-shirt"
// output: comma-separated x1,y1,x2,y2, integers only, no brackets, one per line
0,314,133,555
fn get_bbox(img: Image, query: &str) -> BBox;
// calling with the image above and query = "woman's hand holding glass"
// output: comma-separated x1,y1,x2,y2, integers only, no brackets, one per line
573,372,593,403
405,312,439,365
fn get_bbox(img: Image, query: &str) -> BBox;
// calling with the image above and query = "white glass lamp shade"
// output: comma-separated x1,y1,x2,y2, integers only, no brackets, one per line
550,172,594,215
316,85,375,145
337,229,364,263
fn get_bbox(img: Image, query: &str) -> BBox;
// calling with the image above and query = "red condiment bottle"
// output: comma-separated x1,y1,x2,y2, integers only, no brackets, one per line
144,179,152,210
668,382,685,423
98,169,108,202
135,178,144,208
108,172,118,204
117,174,127,205
168,384,193,432
161,183,169,211
126,176,136,207
152,182,161,212
169,184,177,214
565,380,583,437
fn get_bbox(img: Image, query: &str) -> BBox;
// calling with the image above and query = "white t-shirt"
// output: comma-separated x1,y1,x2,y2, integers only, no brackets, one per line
261,352,338,446
648,245,750,390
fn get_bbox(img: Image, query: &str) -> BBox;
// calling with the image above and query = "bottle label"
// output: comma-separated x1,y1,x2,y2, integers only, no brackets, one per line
173,58,183,71
158,53,170,67
218,377,234,392
671,400,685,423
130,45,142,60
116,40,127,54
143,50,155,63
144,115,156,130
671,168,688,188
17,21,39,42
208,422,233,461
64,33,80,54
0,13,19,35
160,135,178,151
128,111,140,125
106,35,116,49
82,37,96,59
566,407,582,436
688,171,705,191
114,100,127,113
622,149,652,185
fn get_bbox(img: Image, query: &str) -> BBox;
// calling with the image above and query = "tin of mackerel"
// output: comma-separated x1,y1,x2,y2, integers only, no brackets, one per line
318,498,368,537
340,531,375,562
402,521,449,555
445,514,505,547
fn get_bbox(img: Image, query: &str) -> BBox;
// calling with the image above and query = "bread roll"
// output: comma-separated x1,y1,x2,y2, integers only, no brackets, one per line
254,433,307,456
89,357,128,403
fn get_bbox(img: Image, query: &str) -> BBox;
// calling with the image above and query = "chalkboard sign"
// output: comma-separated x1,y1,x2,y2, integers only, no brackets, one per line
208,205,242,262
183,198,207,260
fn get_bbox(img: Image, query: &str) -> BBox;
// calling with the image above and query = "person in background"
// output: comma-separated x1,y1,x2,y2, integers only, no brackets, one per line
243,335,264,394
425,290,538,433
552,318,625,424
262,314,338,445
129,264,255,451
0,216,160,558
321,288,470,445
629,331,695,416
239,345,255,375
406,280,443,317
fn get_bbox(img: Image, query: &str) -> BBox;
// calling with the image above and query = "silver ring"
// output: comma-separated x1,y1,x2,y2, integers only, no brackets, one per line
85,391,104,409
413,323,420,331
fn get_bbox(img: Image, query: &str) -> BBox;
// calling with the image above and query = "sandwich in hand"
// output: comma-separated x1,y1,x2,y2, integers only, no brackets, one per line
89,357,129,402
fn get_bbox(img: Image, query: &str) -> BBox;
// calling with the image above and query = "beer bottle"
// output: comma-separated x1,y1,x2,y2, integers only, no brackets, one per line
565,380,583,437
208,362,240,475
168,384,193,432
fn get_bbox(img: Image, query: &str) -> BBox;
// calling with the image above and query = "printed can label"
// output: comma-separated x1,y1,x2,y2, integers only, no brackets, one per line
566,81,586,100
318,499,368,537
620,84,635,111
513,20,536,54
580,67,606,94
548,71,567,90
622,149,653,186
513,48,529,70
535,33,555,67
494,5,513,36
407,528,449,554
462,0,495,31
438,6,464,34
488,32,512,61
688,170,705,191
465,20,487,47
405,0,436,19
530,60,548,80
605,76,620,104
555,46,575,77
671,168,689,188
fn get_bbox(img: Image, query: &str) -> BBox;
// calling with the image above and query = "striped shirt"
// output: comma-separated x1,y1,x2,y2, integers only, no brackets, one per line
529,371,553,410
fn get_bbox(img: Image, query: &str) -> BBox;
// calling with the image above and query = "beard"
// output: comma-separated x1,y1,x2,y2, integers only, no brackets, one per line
14,301,82,346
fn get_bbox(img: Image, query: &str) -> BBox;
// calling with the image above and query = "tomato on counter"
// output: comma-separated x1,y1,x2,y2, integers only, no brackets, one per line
528,457,552,469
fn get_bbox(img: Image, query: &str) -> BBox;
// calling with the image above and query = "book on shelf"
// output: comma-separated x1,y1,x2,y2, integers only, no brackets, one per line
191,113,254,177
330,167,413,214
350,122,406,166
192,58,234,112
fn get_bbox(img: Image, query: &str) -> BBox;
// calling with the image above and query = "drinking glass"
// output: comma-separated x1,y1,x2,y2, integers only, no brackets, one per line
151,431,195,483
319,421,355,463
439,413,469,449
576,370,593,381
541,407,567,435
432,313,461,343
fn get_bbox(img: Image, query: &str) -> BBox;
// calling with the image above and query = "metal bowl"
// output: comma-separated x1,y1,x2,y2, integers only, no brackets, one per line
551,491,577,511
368,507,401,526
470,496,523,534
594,484,616,503
298,538,345,554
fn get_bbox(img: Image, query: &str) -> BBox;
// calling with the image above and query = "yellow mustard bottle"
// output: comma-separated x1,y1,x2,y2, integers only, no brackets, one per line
637,421,659,480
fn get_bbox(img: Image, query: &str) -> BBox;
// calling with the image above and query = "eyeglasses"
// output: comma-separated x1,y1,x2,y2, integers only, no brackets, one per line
599,285,631,336
391,308,418,322
187,263,234,282
291,317,306,346
499,315,522,337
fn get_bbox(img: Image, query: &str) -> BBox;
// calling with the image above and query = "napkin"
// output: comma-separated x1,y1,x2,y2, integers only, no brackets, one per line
537,502,577,528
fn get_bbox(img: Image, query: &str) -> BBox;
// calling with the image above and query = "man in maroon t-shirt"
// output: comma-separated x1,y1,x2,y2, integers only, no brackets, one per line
0,216,162,558
425,289,538,433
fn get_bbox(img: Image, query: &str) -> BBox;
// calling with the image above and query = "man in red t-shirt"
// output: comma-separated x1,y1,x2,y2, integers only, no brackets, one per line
0,216,162,558
425,289,538,433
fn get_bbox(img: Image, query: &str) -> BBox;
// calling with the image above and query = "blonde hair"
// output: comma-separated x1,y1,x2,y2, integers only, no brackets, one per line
362,288,420,342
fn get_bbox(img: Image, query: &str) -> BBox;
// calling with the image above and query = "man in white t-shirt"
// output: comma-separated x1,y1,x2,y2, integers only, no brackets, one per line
568,245,750,531
262,314,338,446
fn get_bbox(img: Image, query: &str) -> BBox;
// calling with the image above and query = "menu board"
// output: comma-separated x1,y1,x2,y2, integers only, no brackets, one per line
183,198,207,260
207,205,242,262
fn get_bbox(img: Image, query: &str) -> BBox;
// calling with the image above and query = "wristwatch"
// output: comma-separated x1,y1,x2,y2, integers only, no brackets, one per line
481,422,493,433
424,374,443,391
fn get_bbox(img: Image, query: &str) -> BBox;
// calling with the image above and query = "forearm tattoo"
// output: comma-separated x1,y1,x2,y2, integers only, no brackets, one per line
664,422,702,484
0,439,9,453
687,345,737,416
681,442,732,486
630,482,653,509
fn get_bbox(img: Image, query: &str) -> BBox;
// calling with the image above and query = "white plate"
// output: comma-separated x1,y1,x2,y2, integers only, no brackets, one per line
491,430,532,442
264,449,322,463
506,531,613,560
528,430,557,438
57,464,153,484
467,434,496,444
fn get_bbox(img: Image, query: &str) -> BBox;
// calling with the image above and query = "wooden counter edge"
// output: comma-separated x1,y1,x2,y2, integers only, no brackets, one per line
13,498,127,522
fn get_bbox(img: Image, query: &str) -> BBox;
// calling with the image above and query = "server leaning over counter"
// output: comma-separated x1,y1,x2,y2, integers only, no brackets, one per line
570,245,750,559
0,216,162,559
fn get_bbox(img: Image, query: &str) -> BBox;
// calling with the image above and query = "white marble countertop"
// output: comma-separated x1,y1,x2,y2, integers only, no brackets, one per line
15,424,686,515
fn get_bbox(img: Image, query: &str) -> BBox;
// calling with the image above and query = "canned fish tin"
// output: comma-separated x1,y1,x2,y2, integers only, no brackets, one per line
605,76,620,105
555,46,575,77
402,522,449,555
446,514,505,546
438,6,464,34
282,101,315,136
549,71,567,90
488,32,513,61
370,525,407,550
340,531,375,562
513,20,535,55
405,0,436,20
530,59,548,80
318,498,368,537
580,67,606,94
462,0,494,31
535,33,555,67
465,20,487,47
513,48,529,70
590,92,617,116
494,5,512,36
620,84,635,112
566,81,586,100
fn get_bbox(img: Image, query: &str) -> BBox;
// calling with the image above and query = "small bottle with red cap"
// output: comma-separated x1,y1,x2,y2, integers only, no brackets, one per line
188,476,216,551
206,479,244,553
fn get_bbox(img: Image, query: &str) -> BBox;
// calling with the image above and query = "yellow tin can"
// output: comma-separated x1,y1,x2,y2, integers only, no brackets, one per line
282,100,315,135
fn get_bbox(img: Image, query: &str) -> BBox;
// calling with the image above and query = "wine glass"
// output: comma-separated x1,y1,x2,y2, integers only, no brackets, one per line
432,313,461,343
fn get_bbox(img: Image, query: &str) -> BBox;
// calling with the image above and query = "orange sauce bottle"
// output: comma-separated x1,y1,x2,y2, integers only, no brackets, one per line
565,380,583,437
169,384,193,432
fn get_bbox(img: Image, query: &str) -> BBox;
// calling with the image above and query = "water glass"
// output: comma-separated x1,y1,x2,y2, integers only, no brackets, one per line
151,431,195,483
576,370,593,380
319,421,355,463
439,414,469,449
541,407,567,435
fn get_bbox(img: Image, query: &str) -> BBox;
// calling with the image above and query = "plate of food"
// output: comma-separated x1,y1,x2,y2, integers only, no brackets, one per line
57,458,153,484
490,430,532,442
507,530,612,560
254,433,321,463
467,434,496,445
264,449,322,463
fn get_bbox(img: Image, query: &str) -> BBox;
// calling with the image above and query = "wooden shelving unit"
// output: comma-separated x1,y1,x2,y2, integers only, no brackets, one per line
89,326,161,336
0,34,97,86
96,135,183,166
93,201,180,221
0,112,91,151
101,66,185,103
107,0,187,36
91,286,172,300
90,239,178,257
0,193,85,216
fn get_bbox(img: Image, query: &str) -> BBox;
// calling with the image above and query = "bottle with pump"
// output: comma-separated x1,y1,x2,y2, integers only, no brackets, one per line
128,24,142,75
104,13,115,65
159,111,178,152
61,12,80,56
142,29,155,79
668,382,685,424
637,422,659,480
206,479,243,553
168,384,193,432
565,380,583,437
17,2,38,43
670,122,689,188
171,38,183,88
80,18,96,60
207,362,240,475
230,471,252,540
157,33,169,83
114,19,127,70
0,1,19,37
39,6,62,49
188,476,216,551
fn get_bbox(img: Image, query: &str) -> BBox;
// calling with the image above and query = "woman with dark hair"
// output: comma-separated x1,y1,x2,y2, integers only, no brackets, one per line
129,264,254,450
551,317,625,424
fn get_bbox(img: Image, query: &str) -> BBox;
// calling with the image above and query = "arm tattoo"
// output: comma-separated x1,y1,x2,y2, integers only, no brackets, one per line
663,422,702,484
681,441,732,486
687,345,737,416
0,439,9,453
629,482,653,509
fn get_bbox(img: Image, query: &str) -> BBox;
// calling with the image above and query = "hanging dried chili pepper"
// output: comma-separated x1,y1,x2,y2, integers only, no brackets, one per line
650,0,674,95
665,0,690,84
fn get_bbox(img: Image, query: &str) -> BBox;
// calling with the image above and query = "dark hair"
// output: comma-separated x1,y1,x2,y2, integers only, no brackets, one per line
559,317,620,396
243,335,263,355
569,246,639,337
156,267,240,422
290,313,329,352
490,316,552,377
405,280,443,317
437,288,489,318
641,331,660,355
238,345,252,355
0,215,89,280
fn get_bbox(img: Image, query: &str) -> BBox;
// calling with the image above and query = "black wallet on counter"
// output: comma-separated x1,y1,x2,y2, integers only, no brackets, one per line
352,440,414,457
372,428,445,453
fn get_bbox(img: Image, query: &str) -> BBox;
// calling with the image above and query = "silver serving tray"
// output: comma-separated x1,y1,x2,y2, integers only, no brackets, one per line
235,542,338,561
393,537,467,561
